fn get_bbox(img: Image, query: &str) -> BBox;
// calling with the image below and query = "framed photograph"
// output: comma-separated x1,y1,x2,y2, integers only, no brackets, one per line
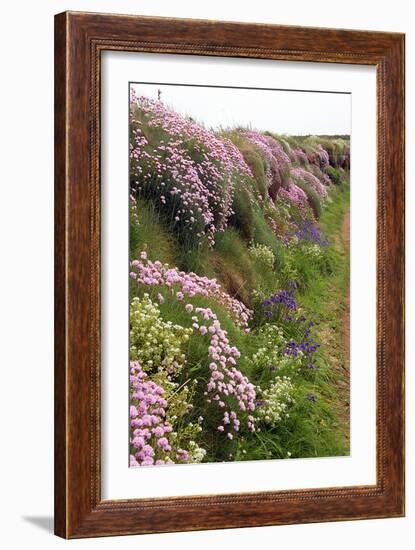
54,11,405,538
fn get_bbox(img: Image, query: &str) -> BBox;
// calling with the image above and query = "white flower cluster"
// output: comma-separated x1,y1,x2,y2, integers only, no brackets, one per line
256,376,295,426
187,440,207,463
303,243,323,259
286,235,299,248
249,325,302,375
130,294,192,373
249,243,275,268
251,324,285,364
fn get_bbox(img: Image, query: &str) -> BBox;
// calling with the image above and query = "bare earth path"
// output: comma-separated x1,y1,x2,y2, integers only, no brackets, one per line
328,208,350,448
337,209,350,447
341,211,350,365
310,207,351,450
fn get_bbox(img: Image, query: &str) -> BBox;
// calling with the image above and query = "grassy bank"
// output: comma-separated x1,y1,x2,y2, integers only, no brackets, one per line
298,183,351,448
128,92,351,467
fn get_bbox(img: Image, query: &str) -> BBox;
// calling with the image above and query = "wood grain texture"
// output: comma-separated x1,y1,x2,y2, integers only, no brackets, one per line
54,11,405,539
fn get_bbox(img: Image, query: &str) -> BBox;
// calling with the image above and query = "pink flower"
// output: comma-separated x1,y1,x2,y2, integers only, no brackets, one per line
152,426,164,438
129,254,252,327
176,449,189,462
129,93,253,247
157,437,171,451
130,455,139,467
129,259,257,439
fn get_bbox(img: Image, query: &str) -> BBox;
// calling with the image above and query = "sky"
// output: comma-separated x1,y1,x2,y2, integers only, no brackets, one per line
130,82,351,136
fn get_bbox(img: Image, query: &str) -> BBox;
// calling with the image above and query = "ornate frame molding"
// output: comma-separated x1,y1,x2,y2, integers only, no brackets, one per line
55,11,404,538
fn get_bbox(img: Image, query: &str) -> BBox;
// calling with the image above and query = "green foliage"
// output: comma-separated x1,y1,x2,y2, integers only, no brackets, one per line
130,198,177,265
327,166,343,186
212,229,257,304
228,182,255,241
251,207,281,257
294,178,322,219
249,243,275,268
176,242,216,279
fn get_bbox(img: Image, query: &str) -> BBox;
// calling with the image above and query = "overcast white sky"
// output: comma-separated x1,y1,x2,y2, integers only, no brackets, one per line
130,82,351,136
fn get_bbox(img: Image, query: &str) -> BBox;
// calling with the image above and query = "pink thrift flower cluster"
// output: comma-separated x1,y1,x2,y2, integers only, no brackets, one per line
319,170,332,187
131,124,216,243
243,131,291,197
291,148,309,166
190,306,256,435
129,361,189,467
290,167,328,199
130,91,253,246
279,182,309,215
316,144,330,171
130,252,252,328
305,143,330,172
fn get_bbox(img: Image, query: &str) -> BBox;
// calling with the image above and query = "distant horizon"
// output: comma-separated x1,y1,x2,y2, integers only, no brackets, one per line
130,82,351,137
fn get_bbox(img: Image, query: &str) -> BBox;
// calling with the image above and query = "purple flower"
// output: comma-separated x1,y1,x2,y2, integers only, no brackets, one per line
288,219,329,247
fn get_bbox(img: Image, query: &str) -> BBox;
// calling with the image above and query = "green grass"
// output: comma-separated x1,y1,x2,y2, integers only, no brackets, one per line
243,183,351,459
327,166,343,186
294,178,323,219
298,185,350,348
211,229,256,304
236,376,346,460
228,181,255,241
296,183,351,450
251,207,285,264
130,198,178,265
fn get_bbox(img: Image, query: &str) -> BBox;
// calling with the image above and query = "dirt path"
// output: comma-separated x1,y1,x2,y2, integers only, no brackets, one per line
335,209,350,448
341,211,350,365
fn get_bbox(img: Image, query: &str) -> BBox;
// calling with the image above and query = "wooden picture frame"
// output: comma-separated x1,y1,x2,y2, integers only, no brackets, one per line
54,11,405,538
